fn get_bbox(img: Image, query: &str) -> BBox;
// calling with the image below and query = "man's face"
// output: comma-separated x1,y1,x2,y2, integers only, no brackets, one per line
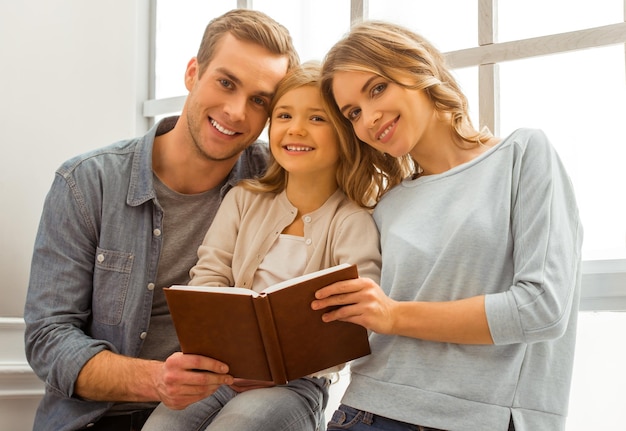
183,33,289,162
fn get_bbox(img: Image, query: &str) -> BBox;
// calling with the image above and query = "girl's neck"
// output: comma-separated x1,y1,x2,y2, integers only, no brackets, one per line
285,175,338,215
280,175,338,237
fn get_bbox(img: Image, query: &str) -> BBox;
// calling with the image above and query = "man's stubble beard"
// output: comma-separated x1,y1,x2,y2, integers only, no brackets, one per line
187,115,251,163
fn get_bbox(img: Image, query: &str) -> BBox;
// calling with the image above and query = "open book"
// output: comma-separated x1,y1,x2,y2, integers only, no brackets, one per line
164,263,371,384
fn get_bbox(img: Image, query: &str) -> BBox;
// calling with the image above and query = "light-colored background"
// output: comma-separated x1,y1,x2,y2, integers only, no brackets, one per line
1,1,625,430
1,2,149,429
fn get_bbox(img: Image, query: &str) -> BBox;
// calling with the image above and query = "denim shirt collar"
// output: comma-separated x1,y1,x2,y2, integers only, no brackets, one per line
126,119,162,207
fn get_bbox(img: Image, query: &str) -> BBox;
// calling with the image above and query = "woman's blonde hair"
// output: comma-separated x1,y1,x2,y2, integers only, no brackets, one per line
240,61,378,208
321,20,493,202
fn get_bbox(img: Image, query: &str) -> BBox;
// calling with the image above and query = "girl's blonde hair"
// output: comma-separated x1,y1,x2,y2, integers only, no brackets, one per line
240,61,378,208
321,20,493,203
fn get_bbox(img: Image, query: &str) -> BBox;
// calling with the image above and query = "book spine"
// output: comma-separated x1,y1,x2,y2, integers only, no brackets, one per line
252,296,288,385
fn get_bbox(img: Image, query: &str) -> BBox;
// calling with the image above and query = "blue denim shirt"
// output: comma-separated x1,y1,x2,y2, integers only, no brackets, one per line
24,117,269,430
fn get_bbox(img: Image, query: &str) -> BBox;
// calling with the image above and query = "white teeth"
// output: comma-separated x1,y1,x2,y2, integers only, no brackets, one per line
210,119,236,136
378,120,396,140
285,145,313,152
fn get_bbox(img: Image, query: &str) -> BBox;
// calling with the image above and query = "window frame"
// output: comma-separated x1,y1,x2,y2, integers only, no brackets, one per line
143,0,626,311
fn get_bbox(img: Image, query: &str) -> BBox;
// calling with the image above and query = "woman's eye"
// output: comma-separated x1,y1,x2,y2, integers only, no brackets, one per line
372,83,386,96
347,108,361,121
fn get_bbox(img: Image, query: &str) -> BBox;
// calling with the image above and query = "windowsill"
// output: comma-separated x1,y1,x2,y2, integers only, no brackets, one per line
580,258,626,311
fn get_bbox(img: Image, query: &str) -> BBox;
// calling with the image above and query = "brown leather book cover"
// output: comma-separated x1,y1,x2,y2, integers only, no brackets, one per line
163,263,371,384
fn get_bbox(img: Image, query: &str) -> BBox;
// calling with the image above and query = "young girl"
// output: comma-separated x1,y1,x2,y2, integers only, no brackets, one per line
142,62,381,431
313,21,583,431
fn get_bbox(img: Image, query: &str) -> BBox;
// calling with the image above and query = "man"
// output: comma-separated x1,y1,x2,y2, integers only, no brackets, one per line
24,9,299,431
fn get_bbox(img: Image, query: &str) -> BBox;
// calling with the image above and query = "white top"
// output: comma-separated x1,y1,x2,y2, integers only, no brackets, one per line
252,234,306,293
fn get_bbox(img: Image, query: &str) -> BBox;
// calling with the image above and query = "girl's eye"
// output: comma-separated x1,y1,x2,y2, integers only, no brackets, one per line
275,112,291,119
311,115,326,122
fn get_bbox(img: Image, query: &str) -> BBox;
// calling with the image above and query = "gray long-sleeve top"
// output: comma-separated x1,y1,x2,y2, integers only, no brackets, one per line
342,128,583,431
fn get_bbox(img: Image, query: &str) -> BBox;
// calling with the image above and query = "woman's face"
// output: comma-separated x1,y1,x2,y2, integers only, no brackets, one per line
332,70,436,159
269,85,340,180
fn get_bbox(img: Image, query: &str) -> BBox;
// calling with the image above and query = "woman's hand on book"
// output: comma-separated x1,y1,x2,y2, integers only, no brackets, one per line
312,277,397,334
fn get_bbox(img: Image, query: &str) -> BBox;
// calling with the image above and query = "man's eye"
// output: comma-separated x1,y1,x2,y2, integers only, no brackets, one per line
219,79,233,89
252,97,266,106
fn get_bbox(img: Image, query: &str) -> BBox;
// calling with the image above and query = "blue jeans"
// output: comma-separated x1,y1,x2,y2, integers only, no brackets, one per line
326,405,515,431
142,377,328,431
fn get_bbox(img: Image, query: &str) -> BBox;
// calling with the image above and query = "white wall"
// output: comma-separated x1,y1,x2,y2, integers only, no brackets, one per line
0,1,150,429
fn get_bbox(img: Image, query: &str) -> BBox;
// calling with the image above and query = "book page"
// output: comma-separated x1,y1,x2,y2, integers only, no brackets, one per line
261,263,352,294
168,285,258,296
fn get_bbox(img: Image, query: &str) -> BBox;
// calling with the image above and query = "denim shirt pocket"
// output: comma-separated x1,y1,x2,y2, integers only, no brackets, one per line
93,247,134,325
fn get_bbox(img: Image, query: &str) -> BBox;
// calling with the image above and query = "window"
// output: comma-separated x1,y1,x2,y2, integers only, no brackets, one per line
147,2,626,429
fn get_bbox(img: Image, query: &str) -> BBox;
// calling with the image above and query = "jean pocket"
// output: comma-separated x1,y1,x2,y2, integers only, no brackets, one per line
327,405,365,430
92,247,134,325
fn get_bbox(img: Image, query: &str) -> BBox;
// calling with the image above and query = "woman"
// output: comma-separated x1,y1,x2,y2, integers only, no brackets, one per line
313,21,583,431
142,62,381,431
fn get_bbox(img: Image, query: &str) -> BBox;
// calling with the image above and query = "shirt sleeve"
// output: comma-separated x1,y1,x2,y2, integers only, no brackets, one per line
485,129,583,345
329,207,382,285
24,172,114,398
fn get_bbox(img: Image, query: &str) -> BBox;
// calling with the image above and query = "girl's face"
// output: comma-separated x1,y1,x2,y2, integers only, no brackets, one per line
269,85,340,179
331,70,436,159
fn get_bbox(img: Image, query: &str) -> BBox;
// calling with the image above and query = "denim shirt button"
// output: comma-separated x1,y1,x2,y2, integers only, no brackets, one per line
153,228,162,237
97,254,105,263
305,238,312,245
303,215,312,223
140,332,147,339
147,283,155,291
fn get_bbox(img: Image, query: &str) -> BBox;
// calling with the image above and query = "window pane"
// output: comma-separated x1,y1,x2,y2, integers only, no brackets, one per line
155,1,350,100
155,1,237,99
498,0,624,42
567,311,626,430
367,0,477,52
450,66,479,130
499,46,626,260
253,0,350,63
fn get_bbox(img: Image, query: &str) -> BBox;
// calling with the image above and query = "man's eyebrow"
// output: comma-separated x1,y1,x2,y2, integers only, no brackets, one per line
216,67,242,86
216,67,274,100
339,75,378,115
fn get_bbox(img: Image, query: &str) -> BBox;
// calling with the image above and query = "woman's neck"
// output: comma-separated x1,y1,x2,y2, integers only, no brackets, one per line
410,121,494,176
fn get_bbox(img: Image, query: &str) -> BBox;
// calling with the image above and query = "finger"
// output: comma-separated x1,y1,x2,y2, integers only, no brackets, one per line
311,294,344,311
315,279,360,299
321,302,362,323
176,353,230,374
